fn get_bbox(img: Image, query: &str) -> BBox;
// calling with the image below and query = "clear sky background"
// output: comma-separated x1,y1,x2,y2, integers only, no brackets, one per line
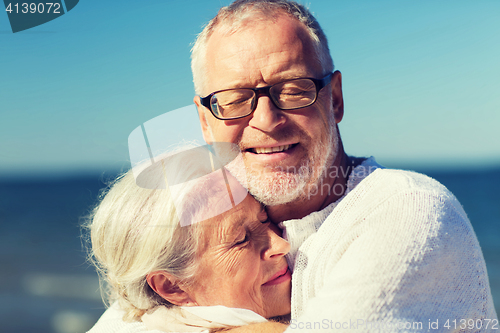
1,0,499,178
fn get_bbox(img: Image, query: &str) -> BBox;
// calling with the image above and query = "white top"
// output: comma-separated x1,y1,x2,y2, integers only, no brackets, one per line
281,157,498,332
142,305,266,332
87,302,265,333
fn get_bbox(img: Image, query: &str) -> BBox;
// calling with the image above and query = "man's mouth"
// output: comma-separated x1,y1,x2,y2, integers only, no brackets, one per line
248,143,297,154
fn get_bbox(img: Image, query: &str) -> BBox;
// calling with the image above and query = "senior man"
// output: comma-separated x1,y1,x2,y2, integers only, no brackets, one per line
192,0,497,331
88,0,497,332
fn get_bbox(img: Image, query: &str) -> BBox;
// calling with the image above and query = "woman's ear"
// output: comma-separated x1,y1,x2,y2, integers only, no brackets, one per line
147,271,197,306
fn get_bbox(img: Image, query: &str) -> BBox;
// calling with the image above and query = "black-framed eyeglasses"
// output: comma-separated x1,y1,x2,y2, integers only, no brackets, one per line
200,72,333,120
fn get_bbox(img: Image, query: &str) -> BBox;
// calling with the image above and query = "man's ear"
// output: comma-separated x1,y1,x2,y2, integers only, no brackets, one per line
194,96,213,145
147,271,197,306
330,71,344,124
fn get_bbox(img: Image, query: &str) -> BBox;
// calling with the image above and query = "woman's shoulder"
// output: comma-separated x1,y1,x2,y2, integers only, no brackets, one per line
86,303,152,333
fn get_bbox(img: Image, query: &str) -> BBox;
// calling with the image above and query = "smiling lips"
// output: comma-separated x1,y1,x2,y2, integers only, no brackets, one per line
249,143,296,154
263,267,292,286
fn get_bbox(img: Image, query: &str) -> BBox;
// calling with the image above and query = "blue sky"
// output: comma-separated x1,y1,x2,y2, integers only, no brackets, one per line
1,0,499,177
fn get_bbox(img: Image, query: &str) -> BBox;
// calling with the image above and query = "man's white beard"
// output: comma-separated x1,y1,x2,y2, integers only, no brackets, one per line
230,157,312,206
219,124,338,207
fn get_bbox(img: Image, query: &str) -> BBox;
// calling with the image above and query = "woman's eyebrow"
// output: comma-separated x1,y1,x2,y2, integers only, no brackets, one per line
219,217,246,243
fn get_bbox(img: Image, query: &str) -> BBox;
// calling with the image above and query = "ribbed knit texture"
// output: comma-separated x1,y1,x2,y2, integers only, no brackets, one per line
282,158,498,332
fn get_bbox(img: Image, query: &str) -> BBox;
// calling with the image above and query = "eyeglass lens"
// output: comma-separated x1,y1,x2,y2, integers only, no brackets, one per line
211,78,318,119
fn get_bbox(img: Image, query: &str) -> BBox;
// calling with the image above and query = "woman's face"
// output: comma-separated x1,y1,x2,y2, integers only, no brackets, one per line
186,193,292,318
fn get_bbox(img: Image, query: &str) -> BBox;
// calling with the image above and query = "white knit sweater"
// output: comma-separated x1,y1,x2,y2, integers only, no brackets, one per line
281,157,498,332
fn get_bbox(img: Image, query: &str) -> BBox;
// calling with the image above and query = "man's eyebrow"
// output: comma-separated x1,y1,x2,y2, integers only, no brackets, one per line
217,72,311,90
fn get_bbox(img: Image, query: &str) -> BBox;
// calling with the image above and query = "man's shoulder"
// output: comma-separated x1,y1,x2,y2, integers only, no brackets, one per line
333,163,470,235
360,166,454,202
347,157,451,199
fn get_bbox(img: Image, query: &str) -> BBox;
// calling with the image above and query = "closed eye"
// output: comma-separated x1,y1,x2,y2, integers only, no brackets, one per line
280,90,307,96
222,98,250,106
234,233,249,246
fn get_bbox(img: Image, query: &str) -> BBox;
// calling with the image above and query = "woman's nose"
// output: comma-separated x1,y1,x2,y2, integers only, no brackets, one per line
262,225,291,260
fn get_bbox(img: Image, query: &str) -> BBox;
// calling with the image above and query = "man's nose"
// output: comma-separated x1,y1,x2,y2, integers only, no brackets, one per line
262,226,291,261
248,95,286,132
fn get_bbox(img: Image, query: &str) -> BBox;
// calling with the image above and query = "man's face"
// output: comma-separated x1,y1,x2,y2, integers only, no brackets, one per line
195,15,344,206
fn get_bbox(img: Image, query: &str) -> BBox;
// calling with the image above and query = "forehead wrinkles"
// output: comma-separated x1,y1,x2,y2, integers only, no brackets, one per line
218,210,245,244
200,196,261,250
206,16,316,90
200,213,246,274
200,204,245,248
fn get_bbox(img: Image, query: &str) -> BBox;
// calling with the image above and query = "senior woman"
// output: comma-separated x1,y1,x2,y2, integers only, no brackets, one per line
86,147,291,332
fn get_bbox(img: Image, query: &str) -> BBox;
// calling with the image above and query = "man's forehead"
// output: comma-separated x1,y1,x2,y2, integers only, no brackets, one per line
205,14,319,88
209,14,309,47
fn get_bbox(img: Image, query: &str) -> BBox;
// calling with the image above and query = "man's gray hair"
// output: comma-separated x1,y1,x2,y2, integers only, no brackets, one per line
191,0,334,96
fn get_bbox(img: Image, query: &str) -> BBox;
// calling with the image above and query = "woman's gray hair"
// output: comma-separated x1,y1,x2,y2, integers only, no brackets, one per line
191,0,334,96
84,146,225,321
